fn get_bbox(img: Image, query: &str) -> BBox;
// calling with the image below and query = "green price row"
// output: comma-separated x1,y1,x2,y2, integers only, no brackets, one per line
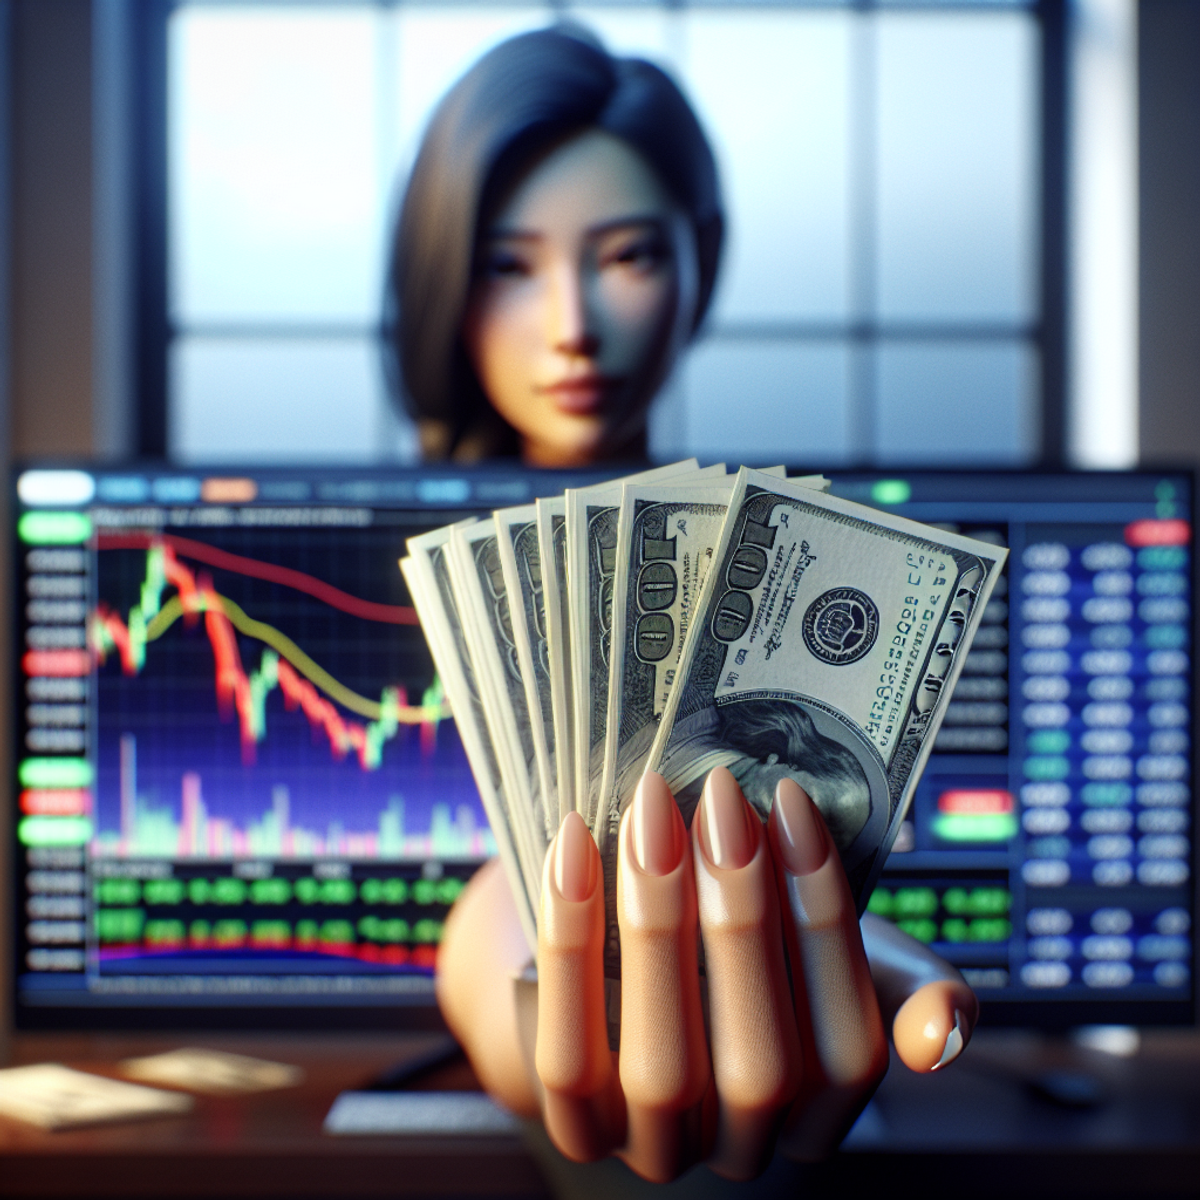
867,886,1011,920
893,917,1013,945
97,910,445,946
94,875,466,908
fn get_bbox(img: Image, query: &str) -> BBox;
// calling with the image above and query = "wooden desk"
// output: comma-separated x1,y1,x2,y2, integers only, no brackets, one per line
0,1033,549,1198
2,1030,1199,1199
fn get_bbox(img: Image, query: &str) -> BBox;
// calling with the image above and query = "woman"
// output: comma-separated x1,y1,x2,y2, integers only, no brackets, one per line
385,25,976,1182
384,23,720,466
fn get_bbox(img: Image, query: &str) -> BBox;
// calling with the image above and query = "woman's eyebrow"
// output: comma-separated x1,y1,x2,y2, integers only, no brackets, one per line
481,215,667,243
481,228,540,243
586,214,668,238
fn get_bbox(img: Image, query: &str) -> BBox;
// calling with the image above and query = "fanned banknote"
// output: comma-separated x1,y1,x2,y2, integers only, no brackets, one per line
402,529,537,945
564,461,719,827
448,521,553,868
494,505,562,827
535,497,575,820
598,469,824,854
597,480,735,858
645,468,1007,907
596,471,827,980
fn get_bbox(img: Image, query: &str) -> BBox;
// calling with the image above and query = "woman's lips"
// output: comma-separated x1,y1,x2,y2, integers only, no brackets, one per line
539,377,620,415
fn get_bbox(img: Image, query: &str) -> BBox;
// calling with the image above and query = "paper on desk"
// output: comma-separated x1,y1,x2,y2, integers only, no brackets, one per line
323,1091,520,1136
120,1047,304,1094
0,1063,193,1130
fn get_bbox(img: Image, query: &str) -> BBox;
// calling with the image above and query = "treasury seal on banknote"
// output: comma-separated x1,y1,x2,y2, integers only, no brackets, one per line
802,587,880,666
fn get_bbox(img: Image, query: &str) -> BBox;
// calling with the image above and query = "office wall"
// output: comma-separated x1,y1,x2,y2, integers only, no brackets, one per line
1139,0,1200,470
10,0,95,460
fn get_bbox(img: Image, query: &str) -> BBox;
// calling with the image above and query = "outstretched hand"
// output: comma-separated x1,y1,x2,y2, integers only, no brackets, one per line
539,766,892,1181
437,767,977,1183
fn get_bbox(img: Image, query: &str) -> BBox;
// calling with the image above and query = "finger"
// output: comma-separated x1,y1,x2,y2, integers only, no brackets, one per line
770,779,887,1160
694,767,802,1180
861,912,978,1073
615,771,710,1182
536,812,624,1160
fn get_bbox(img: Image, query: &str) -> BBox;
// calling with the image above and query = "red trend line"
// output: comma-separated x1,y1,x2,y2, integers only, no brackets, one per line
274,655,385,769
96,543,403,768
96,532,419,625
205,593,400,769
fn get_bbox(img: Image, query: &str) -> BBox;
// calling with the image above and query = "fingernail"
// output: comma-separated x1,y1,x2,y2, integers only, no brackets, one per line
770,777,828,876
630,771,685,876
554,811,597,902
930,1010,966,1071
697,766,756,870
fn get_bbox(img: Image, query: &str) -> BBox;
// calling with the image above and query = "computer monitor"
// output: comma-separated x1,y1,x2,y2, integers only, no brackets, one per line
8,465,1194,1030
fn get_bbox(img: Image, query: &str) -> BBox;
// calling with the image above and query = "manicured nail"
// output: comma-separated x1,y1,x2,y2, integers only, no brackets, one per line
554,811,597,902
930,1010,966,1071
770,777,829,876
630,771,685,876
697,766,756,870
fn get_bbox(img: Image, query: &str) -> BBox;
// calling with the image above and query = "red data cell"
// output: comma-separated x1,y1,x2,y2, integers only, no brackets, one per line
21,789,91,815
1125,519,1191,547
23,650,90,676
937,789,1015,815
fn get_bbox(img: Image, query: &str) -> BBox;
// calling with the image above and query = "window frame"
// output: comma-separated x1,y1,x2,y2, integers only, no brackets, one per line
133,0,1069,465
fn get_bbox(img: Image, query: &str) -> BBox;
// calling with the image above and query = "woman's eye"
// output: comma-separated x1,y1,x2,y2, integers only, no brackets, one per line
478,250,528,279
605,237,668,272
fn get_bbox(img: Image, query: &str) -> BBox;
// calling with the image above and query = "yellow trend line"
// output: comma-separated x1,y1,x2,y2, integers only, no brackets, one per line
145,593,403,721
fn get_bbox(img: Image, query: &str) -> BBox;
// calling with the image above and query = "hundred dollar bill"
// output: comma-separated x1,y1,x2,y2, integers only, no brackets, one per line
447,521,553,867
596,472,826,985
401,535,537,946
565,460,719,827
494,505,561,829
535,497,575,820
646,468,1007,908
597,480,734,858
597,470,825,855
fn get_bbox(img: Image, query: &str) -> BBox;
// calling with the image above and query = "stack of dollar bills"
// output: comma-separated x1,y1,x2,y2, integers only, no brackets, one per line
400,462,1007,957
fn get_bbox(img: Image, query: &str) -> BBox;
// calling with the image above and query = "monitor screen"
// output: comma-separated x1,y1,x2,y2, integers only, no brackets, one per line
9,465,1194,1029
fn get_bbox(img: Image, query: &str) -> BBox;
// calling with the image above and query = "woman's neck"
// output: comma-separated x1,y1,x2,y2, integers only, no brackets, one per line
520,428,649,469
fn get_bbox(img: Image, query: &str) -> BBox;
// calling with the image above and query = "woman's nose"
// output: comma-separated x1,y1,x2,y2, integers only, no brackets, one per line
548,265,599,357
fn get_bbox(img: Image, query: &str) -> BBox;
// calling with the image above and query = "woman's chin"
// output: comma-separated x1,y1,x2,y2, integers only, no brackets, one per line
521,414,633,468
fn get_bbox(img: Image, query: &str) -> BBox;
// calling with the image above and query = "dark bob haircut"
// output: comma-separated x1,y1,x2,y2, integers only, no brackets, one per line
383,24,724,461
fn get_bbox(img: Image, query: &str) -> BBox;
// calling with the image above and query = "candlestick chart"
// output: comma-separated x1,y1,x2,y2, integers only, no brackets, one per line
89,527,493,861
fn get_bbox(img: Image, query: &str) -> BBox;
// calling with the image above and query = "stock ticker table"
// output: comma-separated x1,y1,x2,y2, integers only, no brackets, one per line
0,1030,1197,1200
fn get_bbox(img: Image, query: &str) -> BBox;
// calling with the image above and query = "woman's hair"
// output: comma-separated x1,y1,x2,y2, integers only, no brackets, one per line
384,24,724,461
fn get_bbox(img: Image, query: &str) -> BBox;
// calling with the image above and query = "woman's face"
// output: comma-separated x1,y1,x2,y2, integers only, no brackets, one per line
462,129,699,467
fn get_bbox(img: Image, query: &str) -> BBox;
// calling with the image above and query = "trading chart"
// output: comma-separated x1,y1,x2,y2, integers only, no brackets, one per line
16,491,497,1002
88,530,486,861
